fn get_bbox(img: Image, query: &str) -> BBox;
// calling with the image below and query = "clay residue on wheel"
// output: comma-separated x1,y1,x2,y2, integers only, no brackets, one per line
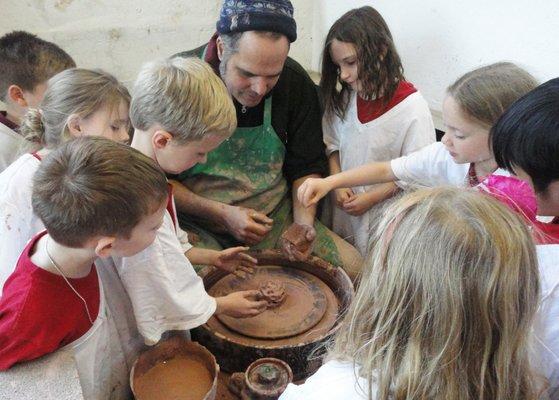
259,280,286,309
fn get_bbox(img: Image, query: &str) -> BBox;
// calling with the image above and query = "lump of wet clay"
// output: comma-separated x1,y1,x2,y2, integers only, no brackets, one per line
281,223,311,253
259,280,286,309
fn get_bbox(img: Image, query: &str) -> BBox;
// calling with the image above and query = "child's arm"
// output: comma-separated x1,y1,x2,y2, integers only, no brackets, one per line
328,151,354,208
343,182,399,216
298,161,396,208
185,247,256,277
215,291,268,317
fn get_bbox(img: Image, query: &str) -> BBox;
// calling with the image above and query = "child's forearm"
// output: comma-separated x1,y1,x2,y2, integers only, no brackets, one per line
325,161,396,190
184,247,218,265
328,151,342,175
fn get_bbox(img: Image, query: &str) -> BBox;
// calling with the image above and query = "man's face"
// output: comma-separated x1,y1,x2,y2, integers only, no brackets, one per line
514,168,559,216
218,32,289,107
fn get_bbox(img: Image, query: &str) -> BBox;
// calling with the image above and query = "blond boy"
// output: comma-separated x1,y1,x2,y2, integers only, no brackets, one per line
0,31,75,170
115,57,267,345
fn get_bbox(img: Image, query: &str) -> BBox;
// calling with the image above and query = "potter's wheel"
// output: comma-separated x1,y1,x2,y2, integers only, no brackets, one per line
194,250,354,381
208,266,328,339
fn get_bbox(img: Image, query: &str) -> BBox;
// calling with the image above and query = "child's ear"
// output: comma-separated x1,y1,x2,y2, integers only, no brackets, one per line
152,130,173,150
67,114,83,137
7,85,27,107
94,236,116,258
216,36,224,61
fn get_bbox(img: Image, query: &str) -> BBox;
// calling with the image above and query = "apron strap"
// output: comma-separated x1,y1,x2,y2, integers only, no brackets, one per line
263,96,272,127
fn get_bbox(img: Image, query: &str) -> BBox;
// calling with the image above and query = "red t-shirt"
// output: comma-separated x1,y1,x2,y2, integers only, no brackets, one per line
0,231,100,370
356,81,418,124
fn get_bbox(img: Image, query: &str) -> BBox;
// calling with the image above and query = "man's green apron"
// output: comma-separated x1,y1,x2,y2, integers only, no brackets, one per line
177,45,351,272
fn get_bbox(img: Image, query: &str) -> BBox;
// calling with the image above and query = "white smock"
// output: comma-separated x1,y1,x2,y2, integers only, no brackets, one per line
0,261,144,399
110,202,216,345
390,141,511,187
324,91,434,255
280,360,372,400
534,244,559,398
0,122,25,173
0,153,42,289
0,152,214,346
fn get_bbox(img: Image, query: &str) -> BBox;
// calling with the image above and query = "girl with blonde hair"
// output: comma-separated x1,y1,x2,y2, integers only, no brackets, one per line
299,62,540,237
281,187,543,400
0,68,131,285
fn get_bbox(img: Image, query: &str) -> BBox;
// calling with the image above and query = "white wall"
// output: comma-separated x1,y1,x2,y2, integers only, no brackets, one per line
2,0,557,126
314,0,559,126
0,0,314,88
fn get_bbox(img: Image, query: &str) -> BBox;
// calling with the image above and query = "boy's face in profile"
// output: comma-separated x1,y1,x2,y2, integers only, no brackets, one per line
108,201,166,257
157,134,225,175
515,168,559,216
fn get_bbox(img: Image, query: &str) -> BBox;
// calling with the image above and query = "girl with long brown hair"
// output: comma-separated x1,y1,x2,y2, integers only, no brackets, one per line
320,6,434,256
281,187,544,400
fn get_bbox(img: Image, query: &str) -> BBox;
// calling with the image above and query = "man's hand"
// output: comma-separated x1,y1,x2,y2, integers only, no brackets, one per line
334,188,354,208
222,206,273,245
215,290,268,318
280,223,316,261
214,246,257,278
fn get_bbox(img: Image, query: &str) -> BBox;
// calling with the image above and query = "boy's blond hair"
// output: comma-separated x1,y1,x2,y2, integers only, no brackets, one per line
130,57,236,143
329,187,542,400
19,68,130,149
32,136,168,248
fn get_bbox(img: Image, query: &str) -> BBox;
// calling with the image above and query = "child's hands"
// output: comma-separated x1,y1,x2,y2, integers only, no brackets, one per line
298,178,333,208
334,188,354,208
343,191,379,216
215,290,268,318
214,246,257,278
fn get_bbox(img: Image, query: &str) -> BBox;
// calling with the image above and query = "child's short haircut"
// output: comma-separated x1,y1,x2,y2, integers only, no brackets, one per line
32,136,168,248
0,31,75,101
130,57,236,143
491,78,559,193
19,68,131,149
447,62,538,129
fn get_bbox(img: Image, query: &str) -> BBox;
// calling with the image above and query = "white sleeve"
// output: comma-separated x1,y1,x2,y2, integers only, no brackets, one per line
323,113,340,156
113,212,216,345
176,225,193,253
391,142,462,188
0,202,44,289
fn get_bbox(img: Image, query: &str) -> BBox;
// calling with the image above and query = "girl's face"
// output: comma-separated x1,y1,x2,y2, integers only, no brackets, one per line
441,96,492,164
329,39,361,93
78,100,130,143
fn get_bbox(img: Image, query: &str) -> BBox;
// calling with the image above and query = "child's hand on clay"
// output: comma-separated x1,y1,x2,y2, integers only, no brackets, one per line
343,191,379,216
215,290,268,318
334,188,354,208
213,246,257,278
298,177,333,208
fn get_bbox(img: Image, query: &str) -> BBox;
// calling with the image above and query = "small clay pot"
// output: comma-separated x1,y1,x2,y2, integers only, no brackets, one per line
130,336,219,400
228,358,293,400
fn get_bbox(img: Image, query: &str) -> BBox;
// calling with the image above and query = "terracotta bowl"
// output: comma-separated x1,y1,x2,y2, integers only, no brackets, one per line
130,337,219,400
194,250,354,381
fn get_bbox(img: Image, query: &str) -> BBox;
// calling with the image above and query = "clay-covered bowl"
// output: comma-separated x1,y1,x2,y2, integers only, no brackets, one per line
130,336,219,400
